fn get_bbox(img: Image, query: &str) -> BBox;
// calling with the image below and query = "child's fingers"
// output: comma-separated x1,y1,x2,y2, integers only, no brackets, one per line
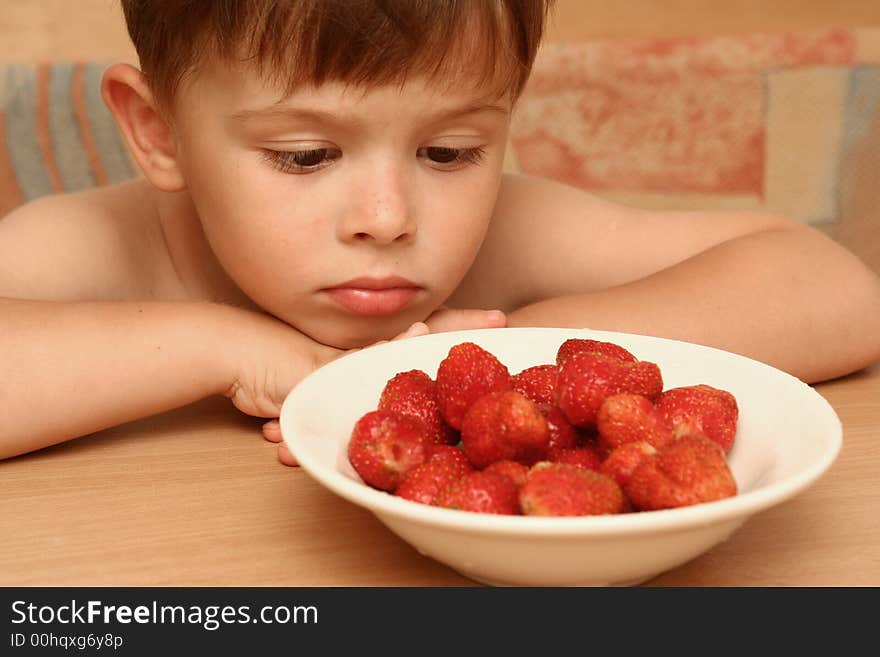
344,322,430,357
264,419,298,465
424,308,506,333
393,321,430,340
262,419,283,443
277,442,299,467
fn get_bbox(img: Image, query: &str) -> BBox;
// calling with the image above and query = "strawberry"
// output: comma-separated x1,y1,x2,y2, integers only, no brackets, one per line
425,444,472,474
625,434,737,510
556,338,637,366
512,364,558,405
435,342,512,430
460,390,550,468
520,462,626,516
655,385,739,452
347,410,429,492
537,403,580,451
600,441,658,488
395,458,466,506
378,370,458,445
617,360,663,401
555,351,666,429
548,446,602,471
483,460,530,488
596,393,674,454
554,352,625,428
435,471,521,514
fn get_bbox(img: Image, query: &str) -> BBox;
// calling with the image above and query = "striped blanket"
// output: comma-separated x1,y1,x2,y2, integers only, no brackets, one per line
0,62,134,217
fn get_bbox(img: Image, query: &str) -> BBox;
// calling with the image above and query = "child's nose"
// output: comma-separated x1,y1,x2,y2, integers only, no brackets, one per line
339,169,416,245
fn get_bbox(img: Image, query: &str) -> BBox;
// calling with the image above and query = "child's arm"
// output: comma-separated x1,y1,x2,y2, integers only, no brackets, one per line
453,174,880,383
0,297,342,459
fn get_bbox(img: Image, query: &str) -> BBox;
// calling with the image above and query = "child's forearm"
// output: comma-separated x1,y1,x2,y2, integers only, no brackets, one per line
507,227,880,383
0,299,235,459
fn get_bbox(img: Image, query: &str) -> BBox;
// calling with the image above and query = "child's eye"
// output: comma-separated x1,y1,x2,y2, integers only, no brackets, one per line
419,146,486,170
261,147,342,174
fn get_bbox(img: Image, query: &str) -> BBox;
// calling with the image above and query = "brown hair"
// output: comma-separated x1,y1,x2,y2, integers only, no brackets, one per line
121,0,554,111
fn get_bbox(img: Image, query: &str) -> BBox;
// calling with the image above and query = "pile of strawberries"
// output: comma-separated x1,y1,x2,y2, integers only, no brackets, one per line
347,339,738,516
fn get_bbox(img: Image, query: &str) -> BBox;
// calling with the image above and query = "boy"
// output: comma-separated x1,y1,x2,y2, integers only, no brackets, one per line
1,0,878,466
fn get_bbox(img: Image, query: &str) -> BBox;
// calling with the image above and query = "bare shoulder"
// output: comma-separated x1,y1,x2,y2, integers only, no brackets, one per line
449,173,793,311
449,173,631,310
0,179,178,301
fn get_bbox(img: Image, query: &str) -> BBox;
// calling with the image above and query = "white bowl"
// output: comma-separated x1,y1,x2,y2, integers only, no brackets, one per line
280,328,842,586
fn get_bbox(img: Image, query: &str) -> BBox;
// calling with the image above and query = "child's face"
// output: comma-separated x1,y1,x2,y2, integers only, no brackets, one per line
169,61,511,348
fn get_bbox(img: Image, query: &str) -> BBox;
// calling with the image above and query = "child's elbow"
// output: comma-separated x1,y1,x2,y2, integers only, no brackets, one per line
848,267,880,370
802,254,880,383
866,273,880,355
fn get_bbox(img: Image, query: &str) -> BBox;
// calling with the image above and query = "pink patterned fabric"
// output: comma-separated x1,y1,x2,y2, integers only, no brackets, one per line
511,30,861,198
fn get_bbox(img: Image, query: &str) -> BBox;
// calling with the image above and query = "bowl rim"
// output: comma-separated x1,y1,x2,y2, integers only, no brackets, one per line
281,327,843,537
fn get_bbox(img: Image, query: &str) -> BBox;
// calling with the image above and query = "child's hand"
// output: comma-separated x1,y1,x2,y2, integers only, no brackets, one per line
422,306,507,333
222,308,344,424
265,307,507,466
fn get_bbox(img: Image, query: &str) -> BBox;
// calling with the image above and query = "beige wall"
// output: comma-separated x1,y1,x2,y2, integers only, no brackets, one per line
2,0,880,62
546,0,880,41
0,1,135,62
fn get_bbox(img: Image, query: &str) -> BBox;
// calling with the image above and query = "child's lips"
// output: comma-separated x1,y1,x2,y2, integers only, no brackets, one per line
323,277,422,316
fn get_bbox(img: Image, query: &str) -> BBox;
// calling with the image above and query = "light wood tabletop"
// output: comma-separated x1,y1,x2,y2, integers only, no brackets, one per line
2,363,877,587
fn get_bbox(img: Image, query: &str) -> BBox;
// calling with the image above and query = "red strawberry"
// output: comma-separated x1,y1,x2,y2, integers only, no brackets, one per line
425,444,472,474
483,460,530,487
347,410,429,491
519,462,626,516
655,385,739,452
617,360,663,401
537,403,579,451
556,338,637,366
625,434,737,510
396,458,467,506
596,393,674,454
512,364,558,405
435,471,521,514
378,370,458,445
555,351,666,429
436,342,512,429
600,441,658,488
548,446,602,471
554,352,624,428
460,390,550,468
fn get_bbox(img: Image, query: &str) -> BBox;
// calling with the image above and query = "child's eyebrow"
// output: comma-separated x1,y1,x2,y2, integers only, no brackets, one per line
228,102,509,128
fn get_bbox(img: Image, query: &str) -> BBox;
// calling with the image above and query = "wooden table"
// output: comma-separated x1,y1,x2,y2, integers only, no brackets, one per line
2,364,878,587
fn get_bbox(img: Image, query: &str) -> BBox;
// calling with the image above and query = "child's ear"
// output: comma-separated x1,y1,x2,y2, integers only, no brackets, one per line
101,63,185,192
